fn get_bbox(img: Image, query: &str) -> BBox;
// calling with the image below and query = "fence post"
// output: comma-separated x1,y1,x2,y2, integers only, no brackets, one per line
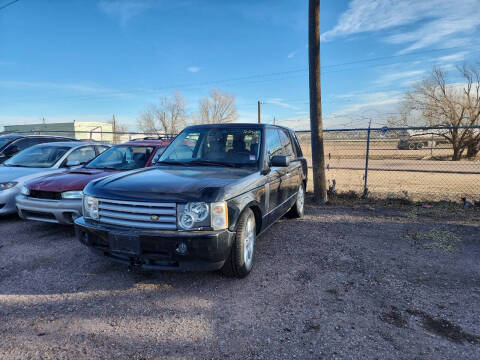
362,121,371,199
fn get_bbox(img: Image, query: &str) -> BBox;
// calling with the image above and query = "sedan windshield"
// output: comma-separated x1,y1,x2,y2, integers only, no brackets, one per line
85,145,154,170
3,145,70,168
158,127,261,167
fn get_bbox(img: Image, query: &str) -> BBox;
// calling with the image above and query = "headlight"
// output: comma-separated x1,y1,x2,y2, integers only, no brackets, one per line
0,182,18,191
20,185,30,196
83,195,99,219
62,191,83,199
177,201,228,231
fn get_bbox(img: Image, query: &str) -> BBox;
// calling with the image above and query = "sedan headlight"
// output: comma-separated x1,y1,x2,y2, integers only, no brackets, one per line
20,185,30,196
0,182,18,191
177,201,228,231
62,191,83,200
83,195,99,219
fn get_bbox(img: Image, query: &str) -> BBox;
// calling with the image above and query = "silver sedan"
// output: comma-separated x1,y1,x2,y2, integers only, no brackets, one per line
0,141,107,215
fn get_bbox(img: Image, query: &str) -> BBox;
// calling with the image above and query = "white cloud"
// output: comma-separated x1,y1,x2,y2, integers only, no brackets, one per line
321,0,480,54
98,0,155,25
265,98,298,110
0,80,134,98
187,66,201,73
374,70,425,85
287,50,298,59
435,52,468,64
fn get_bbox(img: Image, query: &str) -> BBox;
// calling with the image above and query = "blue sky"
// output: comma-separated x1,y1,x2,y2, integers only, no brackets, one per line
1,0,480,131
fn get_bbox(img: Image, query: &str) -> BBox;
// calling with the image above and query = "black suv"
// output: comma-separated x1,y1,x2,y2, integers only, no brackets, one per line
75,124,307,277
0,135,75,163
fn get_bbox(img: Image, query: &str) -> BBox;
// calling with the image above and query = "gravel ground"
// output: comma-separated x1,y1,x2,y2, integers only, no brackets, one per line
1,202,479,359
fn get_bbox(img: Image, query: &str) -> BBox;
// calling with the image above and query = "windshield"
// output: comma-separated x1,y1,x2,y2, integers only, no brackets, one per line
158,127,261,167
85,145,154,170
4,145,70,168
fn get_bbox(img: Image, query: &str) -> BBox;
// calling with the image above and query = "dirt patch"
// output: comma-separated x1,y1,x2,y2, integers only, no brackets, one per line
379,306,407,328
407,309,480,345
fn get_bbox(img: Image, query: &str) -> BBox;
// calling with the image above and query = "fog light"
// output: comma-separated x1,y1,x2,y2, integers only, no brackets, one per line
176,242,188,255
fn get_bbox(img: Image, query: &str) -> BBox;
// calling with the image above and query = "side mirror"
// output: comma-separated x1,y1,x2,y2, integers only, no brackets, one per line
66,159,81,167
270,155,290,167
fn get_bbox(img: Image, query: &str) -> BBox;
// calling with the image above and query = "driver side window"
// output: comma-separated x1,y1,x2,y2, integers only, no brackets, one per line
66,146,96,165
266,129,282,160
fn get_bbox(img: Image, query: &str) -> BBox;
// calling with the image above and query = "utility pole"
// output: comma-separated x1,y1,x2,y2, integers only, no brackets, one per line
257,101,262,124
112,114,116,143
308,0,328,203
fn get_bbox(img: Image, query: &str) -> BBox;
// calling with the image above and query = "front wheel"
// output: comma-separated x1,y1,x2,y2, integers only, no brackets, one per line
286,184,305,218
221,208,256,278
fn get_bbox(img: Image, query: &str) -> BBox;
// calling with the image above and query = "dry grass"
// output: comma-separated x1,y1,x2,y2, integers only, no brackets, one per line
301,139,480,202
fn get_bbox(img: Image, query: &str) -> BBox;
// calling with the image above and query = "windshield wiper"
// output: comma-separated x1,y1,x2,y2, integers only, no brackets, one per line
186,160,235,167
156,160,189,166
3,164,28,167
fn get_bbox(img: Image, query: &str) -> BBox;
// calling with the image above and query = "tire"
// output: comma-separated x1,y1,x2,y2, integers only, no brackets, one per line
416,143,423,150
221,208,256,278
408,143,416,150
286,184,305,218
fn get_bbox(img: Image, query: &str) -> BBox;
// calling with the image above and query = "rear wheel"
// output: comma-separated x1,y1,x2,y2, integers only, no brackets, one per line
221,208,256,278
286,184,305,218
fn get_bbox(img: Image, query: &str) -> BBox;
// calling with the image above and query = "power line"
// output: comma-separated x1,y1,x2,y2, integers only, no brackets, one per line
0,0,19,11
1,45,477,104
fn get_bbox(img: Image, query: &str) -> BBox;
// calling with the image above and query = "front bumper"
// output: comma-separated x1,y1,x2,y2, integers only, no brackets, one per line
16,195,82,224
74,217,235,271
0,187,21,215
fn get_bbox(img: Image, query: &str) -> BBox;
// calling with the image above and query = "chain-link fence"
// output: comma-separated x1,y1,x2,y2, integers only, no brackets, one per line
3,126,479,202
297,126,480,203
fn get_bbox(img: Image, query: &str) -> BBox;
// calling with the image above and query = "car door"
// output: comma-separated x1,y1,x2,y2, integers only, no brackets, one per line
278,129,302,208
264,128,289,223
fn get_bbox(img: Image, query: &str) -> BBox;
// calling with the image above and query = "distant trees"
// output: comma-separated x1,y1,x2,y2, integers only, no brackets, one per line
137,92,188,135
137,89,238,134
198,89,238,124
405,64,480,160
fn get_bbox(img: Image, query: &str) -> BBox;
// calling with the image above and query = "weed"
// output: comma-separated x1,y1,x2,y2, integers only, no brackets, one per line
406,229,461,251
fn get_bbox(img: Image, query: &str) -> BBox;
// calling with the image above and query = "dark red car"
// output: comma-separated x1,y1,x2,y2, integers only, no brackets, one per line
16,139,172,224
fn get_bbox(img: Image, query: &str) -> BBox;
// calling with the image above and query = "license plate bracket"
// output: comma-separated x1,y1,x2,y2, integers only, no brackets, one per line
109,233,141,255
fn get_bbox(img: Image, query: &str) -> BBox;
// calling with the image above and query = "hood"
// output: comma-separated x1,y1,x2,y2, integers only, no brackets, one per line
27,168,119,192
84,166,257,203
0,166,59,185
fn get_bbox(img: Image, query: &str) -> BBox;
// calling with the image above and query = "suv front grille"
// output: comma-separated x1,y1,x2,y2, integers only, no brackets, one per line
98,198,177,230
29,190,62,200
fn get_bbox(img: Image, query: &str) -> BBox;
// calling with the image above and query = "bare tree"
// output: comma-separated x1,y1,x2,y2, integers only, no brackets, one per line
406,65,480,160
137,92,188,135
198,89,238,124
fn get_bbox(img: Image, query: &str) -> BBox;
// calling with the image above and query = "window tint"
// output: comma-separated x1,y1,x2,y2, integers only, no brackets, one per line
14,137,42,151
96,145,109,154
265,129,282,159
66,146,96,164
4,146,70,168
86,146,153,170
160,128,261,166
278,130,295,158
151,146,168,164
